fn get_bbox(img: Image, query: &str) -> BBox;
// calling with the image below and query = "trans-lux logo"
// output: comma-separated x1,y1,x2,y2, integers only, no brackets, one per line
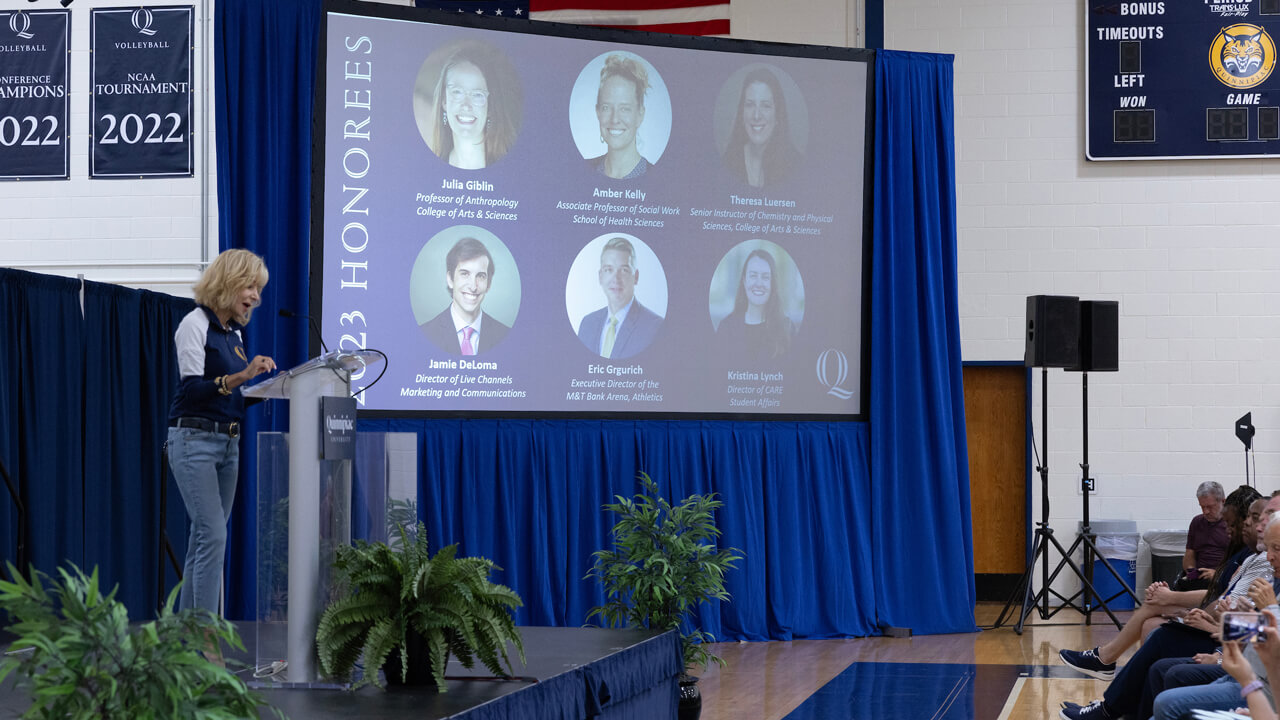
1210,23,1277,89
1205,0,1252,20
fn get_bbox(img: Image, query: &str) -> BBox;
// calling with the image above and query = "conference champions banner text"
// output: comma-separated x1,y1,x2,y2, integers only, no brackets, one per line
0,9,70,182
90,6,194,179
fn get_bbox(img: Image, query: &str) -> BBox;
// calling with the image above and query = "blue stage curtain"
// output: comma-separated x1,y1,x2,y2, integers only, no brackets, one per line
82,283,194,615
0,271,191,617
215,0,321,619
869,50,977,634
0,270,85,580
209,0,975,638
361,418,879,641
139,289,199,606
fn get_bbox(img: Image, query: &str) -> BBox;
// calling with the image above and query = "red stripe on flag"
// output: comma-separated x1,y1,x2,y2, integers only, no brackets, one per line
595,19,730,36
531,0,725,11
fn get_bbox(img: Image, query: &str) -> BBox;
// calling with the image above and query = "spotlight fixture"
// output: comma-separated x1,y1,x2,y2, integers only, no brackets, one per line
1238,411,1256,489
1237,412,1255,450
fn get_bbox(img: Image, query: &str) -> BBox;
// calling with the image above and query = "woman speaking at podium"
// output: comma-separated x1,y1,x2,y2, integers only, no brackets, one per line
165,249,276,659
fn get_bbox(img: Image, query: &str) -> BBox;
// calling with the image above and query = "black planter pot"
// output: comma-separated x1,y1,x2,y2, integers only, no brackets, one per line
678,674,701,720
383,631,437,687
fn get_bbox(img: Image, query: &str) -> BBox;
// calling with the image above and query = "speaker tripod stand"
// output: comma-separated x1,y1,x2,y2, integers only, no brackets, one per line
993,368,1137,633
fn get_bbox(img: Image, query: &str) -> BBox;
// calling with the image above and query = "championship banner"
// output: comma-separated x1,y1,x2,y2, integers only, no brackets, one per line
90,6,194,178
0,9,70,182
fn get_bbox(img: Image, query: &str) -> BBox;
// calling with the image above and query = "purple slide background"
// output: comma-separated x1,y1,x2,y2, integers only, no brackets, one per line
319,11,867,415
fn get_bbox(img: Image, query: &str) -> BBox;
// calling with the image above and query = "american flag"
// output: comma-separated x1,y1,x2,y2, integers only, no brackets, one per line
413,0,730,36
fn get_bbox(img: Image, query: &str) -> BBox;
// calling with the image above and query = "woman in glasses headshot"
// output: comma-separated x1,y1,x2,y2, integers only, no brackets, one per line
427,43,521,170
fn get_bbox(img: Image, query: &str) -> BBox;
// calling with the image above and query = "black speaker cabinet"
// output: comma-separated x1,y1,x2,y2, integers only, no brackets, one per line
1069,300,1119,372
1025,295,1080,368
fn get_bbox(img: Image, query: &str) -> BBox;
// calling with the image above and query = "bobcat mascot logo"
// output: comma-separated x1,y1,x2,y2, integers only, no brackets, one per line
1210,24,1276,89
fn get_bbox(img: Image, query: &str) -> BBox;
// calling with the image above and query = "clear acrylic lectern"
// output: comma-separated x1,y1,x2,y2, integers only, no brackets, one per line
241,350,392,684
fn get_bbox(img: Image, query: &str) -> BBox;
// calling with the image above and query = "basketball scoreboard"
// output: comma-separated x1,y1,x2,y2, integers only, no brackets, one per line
1087,1,1280,160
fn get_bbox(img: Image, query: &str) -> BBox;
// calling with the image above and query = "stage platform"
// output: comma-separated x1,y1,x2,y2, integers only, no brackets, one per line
1,625,682,719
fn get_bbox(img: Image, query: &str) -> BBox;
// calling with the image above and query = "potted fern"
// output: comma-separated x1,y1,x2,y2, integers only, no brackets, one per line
586,472,743,718
314,522,525,691
0,562,279,720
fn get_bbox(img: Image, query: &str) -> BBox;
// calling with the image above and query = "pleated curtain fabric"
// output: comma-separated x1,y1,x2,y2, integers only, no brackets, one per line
209,0,976,637
215,0,322,618
869,50,978,634
0,270,192,619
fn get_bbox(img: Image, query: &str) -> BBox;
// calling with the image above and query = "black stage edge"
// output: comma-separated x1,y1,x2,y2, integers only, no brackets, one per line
2,625,683,720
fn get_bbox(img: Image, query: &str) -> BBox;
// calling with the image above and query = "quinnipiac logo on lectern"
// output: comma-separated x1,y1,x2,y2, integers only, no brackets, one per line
1210,23,1276,89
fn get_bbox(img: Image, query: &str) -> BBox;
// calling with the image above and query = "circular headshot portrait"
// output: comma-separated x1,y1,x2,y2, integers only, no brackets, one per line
412,40,523,170
566,233,668,360
568,51,672,181
712,64,809,190
709,240,804,363
409,225,521,356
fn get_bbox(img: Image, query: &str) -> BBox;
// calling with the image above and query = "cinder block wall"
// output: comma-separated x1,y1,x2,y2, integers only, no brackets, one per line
885,0,1280,589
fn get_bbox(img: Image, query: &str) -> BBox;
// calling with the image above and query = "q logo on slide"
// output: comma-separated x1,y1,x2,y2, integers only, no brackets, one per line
815,349,852,400
1209,24,1276,89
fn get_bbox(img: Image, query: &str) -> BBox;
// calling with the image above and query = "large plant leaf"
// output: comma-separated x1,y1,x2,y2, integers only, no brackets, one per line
585,472,744,671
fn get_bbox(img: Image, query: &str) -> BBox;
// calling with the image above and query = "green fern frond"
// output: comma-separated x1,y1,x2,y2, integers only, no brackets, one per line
314,522,524,692
355,617,403,689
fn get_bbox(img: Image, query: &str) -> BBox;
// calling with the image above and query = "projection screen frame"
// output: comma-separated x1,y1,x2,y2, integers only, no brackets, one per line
310,0,875,422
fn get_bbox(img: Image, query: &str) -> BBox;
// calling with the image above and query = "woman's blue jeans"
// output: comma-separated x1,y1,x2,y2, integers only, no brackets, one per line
167,426,239,615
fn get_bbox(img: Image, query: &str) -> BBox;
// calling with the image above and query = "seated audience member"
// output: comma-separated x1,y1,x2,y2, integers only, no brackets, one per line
1218,613,1280,720
1133,487,1263,639
1178,480,1230,590
1057,492,1280,720
1059,485,1265,680
1150,584,1280,719
1143,495,1268,700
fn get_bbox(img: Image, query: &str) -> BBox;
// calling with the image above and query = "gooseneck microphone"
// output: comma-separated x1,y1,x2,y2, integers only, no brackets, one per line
278,308,329,353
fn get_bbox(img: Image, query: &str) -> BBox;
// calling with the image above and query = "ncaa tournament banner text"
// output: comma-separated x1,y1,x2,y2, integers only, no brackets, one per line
90,6,194,178
0,10,69,181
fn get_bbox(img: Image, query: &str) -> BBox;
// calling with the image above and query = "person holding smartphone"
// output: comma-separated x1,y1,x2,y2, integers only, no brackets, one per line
1220,618,1280,720
1147,569,1280,718
1059,502,1280,720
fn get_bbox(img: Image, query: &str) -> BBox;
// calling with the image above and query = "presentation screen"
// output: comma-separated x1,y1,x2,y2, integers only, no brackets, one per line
314,1,873,418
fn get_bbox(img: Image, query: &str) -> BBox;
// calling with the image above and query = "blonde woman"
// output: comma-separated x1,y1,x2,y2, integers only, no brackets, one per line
166,249,275,659
590,55,652,180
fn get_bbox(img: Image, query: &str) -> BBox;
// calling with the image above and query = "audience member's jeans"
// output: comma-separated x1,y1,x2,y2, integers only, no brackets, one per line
1101,623,1218,719
1151,675,1241,720
168,426,238,614
1146,656,1225,704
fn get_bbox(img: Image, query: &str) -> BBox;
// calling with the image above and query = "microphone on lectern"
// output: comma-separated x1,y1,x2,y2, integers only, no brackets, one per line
278,308,329,353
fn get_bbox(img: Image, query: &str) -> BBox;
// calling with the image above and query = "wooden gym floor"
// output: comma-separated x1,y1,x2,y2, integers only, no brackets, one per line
695,602,1138,720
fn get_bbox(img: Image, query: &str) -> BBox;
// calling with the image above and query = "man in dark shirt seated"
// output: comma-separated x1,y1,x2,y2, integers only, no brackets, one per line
1181,480,1229,590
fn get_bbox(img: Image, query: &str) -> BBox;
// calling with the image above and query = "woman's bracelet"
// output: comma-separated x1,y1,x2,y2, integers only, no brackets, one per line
216,375,232,396
1241,679,1265,698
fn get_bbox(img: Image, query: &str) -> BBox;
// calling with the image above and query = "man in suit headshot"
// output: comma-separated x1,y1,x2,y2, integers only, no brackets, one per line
420,236,510,355
576,236,662,359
